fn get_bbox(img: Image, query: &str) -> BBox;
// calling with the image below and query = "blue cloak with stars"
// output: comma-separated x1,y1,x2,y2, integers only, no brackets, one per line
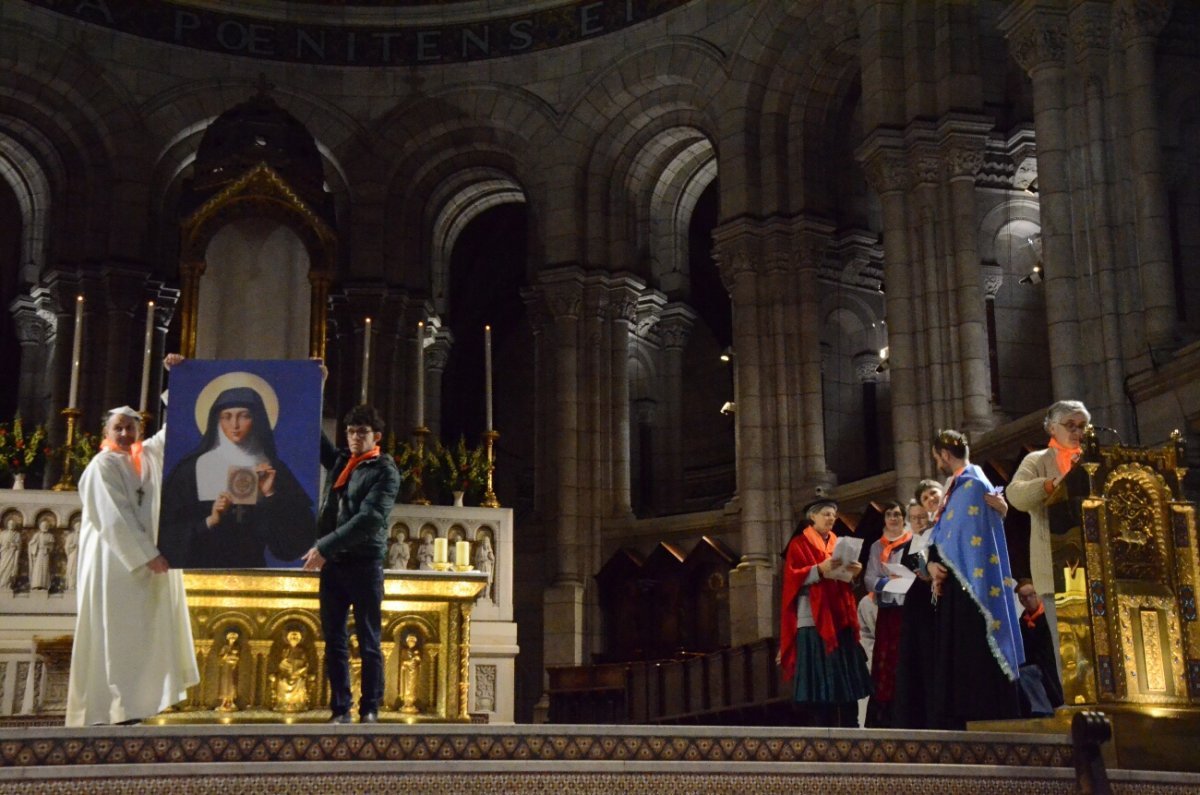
929,464,1024,681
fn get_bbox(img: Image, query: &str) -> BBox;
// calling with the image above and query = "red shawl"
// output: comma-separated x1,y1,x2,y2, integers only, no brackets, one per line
779,526,860,681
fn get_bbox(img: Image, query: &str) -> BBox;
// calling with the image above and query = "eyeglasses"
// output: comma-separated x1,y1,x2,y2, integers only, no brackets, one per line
1056,421,1087,432
884,510,904,518
346,427,375,437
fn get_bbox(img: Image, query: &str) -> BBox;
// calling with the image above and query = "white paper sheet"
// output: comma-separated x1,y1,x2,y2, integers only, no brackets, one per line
883,562,916,594
825,536,863,581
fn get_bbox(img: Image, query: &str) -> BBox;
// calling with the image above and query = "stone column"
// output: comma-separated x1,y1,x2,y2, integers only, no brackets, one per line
521,289,552,517
794,223,835,493
424,328,454,439
944,131,995,433
41,270,87,446
101,266,148,413
537,267,586,669
858,140,922,497
9,290,54,426
713,224,774,646
1115,0,1177,351
657,304,696,515
1000,2,1085,399
853,352,883,473
607,277,641,518
981,264,1004,409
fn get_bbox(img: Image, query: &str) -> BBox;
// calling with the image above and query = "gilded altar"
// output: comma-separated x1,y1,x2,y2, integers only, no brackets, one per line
153,569,488,723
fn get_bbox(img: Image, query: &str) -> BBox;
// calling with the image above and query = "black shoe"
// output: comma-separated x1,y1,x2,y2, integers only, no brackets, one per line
327,713,353,724
360,712,378,724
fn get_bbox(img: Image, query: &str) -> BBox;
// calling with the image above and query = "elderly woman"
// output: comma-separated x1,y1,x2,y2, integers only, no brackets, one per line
160,386,314,568
1005,399,1090,662
863,500,912,727
779,498,872,727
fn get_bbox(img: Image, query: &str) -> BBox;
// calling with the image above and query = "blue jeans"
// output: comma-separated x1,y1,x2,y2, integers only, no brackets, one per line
319,558,384,717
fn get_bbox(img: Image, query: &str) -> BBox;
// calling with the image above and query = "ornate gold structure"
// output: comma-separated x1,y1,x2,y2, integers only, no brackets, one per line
50,407,81,492
481,429,500,508
152,569,487,723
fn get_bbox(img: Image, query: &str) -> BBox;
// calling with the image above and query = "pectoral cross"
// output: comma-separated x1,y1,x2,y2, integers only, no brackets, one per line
136,487,145,506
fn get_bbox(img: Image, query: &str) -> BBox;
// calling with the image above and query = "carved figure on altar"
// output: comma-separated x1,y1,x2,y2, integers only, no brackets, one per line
388,527,410,570
0,513,21,591
399,632,422,714
216,630,241,711
349,632,363,707
64,516,80,591
417,532,434,571
270,628,312,712
474,532,495,601
28,515,55,590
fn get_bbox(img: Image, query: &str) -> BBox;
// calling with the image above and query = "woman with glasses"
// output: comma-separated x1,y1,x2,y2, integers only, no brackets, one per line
862,500,912,727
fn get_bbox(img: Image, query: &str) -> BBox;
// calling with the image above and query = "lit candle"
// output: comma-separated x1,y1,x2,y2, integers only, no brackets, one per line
456,540,471,568
484,324,493,431
68,295,83,409
415,321,425,428
138,301,155,412
360,317,372,404
433,537,448,564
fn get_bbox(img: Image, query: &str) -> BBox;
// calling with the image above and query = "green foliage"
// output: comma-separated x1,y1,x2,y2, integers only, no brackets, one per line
432,436,489,503
0,415,50,477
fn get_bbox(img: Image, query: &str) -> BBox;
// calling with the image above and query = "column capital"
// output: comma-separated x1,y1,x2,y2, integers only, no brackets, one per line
533,266,587,321
656,303,697,351
712,221,763,293
9,289,56,345
1069,1,1113,58
999,1,1069,75
982,264,1005,300
856,132,910,195
425,329,454,373
852,351,882,384
1113,0,1173,44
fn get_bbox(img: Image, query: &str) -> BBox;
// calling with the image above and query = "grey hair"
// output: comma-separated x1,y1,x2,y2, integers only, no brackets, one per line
1043,400,1090,433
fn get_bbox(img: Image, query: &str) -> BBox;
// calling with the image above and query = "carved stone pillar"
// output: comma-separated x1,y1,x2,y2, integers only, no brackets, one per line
853,352,883,473
1000,2,1085,399
521,289,552,517
9,289,55,426
1115,0,1177,351
657,303,696,515
101,266,150,413
982,264,1005,408
794,222,835,493
858,140,922,497
424,328,454,439
607,277,641,518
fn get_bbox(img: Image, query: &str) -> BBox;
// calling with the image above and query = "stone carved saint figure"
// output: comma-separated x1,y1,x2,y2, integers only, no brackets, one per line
28,515,55,590
398,632,422,714
270,629,311,712
216,630,241,712
63,516,80,591
416,533,434,571
388,528,410,570
474,533,495,601
0,514,21,591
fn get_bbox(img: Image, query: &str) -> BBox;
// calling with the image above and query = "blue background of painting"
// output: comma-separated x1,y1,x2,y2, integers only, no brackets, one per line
162,359,323,545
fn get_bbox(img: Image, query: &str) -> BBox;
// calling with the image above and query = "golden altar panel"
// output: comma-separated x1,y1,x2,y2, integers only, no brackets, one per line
153,569,487,723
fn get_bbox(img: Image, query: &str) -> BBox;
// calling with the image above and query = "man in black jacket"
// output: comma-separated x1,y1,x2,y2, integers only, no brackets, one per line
302,404,400,724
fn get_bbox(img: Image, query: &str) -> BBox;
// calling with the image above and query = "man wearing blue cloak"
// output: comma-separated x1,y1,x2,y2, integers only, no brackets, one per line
925,429,1024,729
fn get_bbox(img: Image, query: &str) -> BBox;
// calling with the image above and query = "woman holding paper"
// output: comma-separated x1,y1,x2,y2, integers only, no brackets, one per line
863,500,912,727
778,498,871,727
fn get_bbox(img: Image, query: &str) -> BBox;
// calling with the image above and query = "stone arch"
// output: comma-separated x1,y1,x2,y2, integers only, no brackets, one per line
0,126,53,283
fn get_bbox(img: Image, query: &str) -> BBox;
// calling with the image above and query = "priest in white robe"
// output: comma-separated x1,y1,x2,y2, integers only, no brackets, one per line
66,400,199,726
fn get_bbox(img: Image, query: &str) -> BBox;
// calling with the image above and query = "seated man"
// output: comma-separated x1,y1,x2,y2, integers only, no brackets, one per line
1015,578,1064,711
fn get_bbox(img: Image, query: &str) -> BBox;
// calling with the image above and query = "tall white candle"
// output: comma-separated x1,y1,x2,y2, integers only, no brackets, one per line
484,324,493,431
456,540,471,567
68,295,83,409
360,317,372,404
433,537,448,564
138,301,155,412
415,321,425,428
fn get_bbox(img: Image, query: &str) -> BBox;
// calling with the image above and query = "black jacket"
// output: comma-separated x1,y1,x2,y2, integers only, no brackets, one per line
314,435,400,563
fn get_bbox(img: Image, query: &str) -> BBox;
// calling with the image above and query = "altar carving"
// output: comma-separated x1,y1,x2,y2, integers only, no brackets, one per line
269,627,315,713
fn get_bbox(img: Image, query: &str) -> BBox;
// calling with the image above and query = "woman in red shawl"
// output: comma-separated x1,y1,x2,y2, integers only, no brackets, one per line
779,498,872,727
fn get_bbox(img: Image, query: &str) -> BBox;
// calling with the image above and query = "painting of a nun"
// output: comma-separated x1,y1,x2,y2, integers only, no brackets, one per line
159,361,321,568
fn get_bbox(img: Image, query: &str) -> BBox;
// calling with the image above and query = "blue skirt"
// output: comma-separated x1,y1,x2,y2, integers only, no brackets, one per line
792,626,873,705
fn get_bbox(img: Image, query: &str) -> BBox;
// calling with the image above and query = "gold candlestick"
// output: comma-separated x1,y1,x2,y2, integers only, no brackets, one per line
480,429,500,508
52,407,82,492
410,426,431,505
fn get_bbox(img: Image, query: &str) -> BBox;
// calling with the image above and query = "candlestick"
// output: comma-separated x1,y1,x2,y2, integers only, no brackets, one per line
484,324,493,431
481,429,501,508
68,295,83,409
360,316,372,404
415,321,425,428
138,301,155,412
52,407,82,492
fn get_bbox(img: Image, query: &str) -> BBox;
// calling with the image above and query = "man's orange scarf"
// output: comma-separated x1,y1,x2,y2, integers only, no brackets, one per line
1022,602,1046,630
880,531,912,564
333,447,380,491
100,439,143,477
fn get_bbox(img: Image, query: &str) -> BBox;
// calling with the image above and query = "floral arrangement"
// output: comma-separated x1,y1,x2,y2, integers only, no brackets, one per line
0,415,50,477
393,440,436,504
432,436,489,504
60,428,100,473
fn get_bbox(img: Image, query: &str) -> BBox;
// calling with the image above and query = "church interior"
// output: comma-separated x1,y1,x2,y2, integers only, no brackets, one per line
1,0,1199,791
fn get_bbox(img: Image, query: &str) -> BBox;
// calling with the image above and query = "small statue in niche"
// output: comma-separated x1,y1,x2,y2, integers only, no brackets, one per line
398,632,422,715
388,528,410,570
0,514,21,591
27,514,55,590
63,515,80,591
474,532,495,601
416,532,434,571
270,628,312,712
216,630,241,712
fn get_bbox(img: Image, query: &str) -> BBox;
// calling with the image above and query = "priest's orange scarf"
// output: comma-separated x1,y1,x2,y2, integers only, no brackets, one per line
100,439,143,477
1022,602,1046,630
880,531,912,564
1048,437,1079,477
333,447,381,490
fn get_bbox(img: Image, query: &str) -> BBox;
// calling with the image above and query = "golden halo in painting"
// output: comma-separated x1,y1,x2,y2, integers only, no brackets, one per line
193,372,281,433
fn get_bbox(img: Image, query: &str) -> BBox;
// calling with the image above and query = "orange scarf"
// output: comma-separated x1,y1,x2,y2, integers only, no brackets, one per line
1022,602,1045,629
100,439,143,477
804,525,836,557
1048,437,1079,477
880,531,912,564
333,447,380,490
